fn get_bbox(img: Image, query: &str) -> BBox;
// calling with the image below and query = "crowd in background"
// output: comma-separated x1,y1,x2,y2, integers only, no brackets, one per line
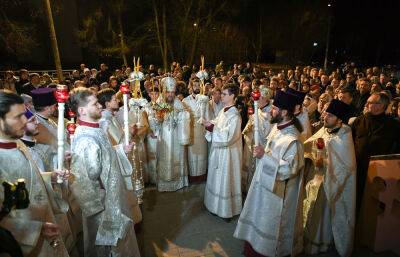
1,60,400,257
2,61,400,122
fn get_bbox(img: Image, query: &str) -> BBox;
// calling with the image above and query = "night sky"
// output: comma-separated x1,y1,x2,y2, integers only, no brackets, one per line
330,0,400,65
1,0,399,69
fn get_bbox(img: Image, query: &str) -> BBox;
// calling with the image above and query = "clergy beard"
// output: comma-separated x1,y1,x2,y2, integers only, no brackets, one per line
323,120,338,129
111,107,119,112
90,112,102,120
270,111,283,124
193,88,200,94
1,121,23,139
166,96,174,104
25,129,39,137
89,109,102,120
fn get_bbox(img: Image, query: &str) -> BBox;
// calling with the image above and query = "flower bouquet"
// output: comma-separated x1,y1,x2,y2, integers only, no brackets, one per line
153,102,174,120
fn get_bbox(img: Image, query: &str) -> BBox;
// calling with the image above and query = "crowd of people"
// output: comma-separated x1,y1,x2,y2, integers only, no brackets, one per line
1,60,400,257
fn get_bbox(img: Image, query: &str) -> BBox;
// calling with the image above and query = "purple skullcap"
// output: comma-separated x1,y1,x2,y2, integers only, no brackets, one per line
24,108,34,119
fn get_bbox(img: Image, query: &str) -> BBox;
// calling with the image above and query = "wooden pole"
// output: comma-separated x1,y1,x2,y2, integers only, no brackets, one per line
43,0,64,82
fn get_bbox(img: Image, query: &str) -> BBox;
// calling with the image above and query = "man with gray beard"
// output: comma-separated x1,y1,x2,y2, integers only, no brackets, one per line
155,77,191,191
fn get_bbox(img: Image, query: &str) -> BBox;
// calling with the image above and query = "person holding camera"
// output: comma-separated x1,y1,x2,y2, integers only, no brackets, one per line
0,90,69,257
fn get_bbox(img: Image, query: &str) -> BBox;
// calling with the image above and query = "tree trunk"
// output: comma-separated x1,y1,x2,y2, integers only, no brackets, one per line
162,4,168,71
324,15,331,71
43,0,64,82
178,0,193,62
118,16,128,67
153,0,166,71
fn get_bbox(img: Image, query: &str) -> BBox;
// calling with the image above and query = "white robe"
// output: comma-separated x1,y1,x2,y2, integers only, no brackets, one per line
234,123,305,257
70,125,140,257
23,119,80,254
156,98,191,192
242,102,272,192
204,106,243,218
0,142,70,257
20,139,77,253
99,110,143,225
303,125,356,257
297,109,312,143
34,115,70,171
183,94,209,178
207,99,223,157
33,114,81,243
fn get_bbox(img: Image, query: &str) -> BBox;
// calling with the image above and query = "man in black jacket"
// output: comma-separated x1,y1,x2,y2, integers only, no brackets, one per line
15,69,29,95
95,63,112,84
354,78,371,115
351,92,400,215
21,73,43,96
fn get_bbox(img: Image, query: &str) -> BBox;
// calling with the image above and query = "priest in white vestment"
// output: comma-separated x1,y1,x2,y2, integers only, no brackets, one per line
183,79,209,182
303,99,356,257
203,84,242,218
287,88,312,143
242,86,273,192
68,87,140,257
155,77,191,192
234,90,305,257
97,88,143,226
0,90,70,257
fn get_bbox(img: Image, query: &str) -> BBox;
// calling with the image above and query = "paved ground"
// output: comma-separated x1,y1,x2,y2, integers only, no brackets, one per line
137,183,398,257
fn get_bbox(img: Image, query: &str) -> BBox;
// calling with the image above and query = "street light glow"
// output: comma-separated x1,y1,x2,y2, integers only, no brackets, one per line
328,3,331,7
313,42,318,46
193,23,198,27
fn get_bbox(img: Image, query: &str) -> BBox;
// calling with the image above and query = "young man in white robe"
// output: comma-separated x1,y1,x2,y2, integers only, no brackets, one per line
234,90,305,257
242,85,273,192
0,90,70,257
97,88,143,228
287,88,312,143
182,79,209,182
303,99,356,257
155,77,191,192
68,87,140,257
202,83,243,219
